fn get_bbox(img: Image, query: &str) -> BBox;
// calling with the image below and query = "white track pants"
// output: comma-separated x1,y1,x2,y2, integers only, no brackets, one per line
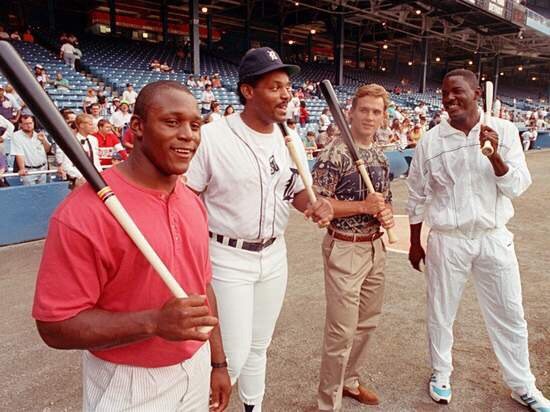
425,228,536,394
210,237,288,411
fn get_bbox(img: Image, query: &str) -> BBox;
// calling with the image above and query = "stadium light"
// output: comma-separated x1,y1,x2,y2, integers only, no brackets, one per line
310,29,316,35
142,32,149,39
468,60,473,65
500,72,504,76
518,66,523,71
381,21,387,27
531,76,537,80
415,9,422,15
201,6,208,13
382,43,388,49
288,40,295,45
381,67,386,71
481,76,486,81
408,61,413,66
295,1,299,5
435,57,441,62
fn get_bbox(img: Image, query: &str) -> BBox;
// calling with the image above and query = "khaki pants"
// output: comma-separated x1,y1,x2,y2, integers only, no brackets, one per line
318,233,386,411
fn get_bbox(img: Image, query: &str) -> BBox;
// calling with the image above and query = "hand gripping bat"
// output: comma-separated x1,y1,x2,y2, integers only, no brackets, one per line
319,80,398,244
0,41,212,333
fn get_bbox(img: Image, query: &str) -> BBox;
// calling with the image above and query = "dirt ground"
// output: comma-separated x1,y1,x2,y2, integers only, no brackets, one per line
1,151,548,412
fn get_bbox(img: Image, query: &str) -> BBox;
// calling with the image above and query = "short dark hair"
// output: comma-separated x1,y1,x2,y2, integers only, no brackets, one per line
97,119,111,129
237,75,262,105
19,114,34,123
443,69,478,89
134,80,192,121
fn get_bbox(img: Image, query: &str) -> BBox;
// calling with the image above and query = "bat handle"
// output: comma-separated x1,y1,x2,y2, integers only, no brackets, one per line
356,161,398,244
285,136,318,205
103,195,214,334
481,139,494,156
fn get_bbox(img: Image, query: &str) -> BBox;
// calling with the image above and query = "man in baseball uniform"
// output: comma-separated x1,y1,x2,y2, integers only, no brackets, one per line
186,47,333,412
407,69,549,410
312,84,395,411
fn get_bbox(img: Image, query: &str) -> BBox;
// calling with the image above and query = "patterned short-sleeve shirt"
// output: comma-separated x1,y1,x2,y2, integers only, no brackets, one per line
312,137,392,235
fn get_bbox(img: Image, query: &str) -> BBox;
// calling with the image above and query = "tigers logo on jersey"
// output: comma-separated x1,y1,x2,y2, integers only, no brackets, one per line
269,155,280,175
283,168,298,201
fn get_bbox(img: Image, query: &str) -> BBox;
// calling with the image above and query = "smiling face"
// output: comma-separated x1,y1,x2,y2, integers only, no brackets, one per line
241,69,291,124
442,75,480,125
349,95,386,141
132,88,201,176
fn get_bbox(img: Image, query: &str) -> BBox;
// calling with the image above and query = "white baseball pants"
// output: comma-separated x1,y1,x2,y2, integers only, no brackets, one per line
425,227,536,395
82,342,211,411
210,237,288,411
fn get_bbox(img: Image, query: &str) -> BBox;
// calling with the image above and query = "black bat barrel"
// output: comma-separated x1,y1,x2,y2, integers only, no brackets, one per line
0,41,107,191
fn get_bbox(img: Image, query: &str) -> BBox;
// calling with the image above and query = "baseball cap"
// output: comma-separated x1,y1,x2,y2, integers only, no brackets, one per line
120,100,130,106
238,47,300,81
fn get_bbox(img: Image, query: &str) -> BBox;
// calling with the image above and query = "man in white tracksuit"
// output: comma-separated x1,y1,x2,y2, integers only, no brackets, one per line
407,68,549,411
186,47,333,412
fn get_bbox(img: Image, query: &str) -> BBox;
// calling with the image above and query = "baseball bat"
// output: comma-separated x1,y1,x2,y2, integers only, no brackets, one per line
0,41,213,333
277,122,317,205
482,81,494,156
319,80,398,244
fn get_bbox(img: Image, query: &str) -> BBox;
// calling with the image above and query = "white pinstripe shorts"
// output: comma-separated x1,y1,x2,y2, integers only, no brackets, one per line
82,342,211,411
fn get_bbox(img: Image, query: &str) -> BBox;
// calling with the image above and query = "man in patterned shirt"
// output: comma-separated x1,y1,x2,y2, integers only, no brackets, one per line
312,84,395,411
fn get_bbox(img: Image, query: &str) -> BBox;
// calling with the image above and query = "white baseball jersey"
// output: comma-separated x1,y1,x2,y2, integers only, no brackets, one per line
186,113,311,240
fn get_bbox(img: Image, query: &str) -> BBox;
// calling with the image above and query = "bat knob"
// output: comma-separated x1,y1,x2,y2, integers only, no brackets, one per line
481,140,494,156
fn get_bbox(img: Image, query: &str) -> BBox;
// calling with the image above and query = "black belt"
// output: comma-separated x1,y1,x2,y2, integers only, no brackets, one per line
209,231,277,252
25,163,46,169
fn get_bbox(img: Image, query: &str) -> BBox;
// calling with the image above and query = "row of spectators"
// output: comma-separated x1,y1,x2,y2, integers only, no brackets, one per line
0,26,35,43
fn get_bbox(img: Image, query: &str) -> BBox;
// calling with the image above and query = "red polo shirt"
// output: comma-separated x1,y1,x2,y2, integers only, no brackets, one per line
93,131,126,165
33,167,212,367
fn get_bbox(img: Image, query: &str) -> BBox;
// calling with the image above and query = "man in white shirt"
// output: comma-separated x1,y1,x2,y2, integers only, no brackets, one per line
186,47,333,412
318,108,330,133
414,101,428,117
200,84,215,115
11,115,51,185
60,41,76,69
109,101,132,134
122,84,138,111
407,69,549,411
89,103,103,129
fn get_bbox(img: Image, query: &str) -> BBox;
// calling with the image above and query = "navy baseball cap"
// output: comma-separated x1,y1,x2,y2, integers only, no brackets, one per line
238,47,300,81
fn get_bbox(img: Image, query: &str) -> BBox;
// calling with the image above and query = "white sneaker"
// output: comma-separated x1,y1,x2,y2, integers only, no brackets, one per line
428,372,452,404
511,388,550,412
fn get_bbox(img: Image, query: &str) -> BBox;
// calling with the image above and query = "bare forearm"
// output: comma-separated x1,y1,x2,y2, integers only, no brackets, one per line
15,155,25,170
328,198,370,218
488,153,509,177
292,189,312,213
36,308,158,351
206,283,226,364
410,222,423,246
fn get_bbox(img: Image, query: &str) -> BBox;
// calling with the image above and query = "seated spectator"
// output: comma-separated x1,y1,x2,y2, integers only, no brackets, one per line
93,119,127,166
390,118,408,150
428,112,441,130
89,103,103,129
109,101,132,134
409,124,423,146
11,115,51,185
109,96,121,115
0,26,9,40
0,113,14,174
299,100,309,127
209,102,223,122
186,75,198,88
75,113,102,172
122,126,134,153
34,65,49,88
295,87,305,100
203,75,212,87
150,59,161,71
196,76,205,89
303,130,318,151
10,31,21,41
200,85,215,115
53,72,70,91
375,122,393,146
60,40,76,69
160,62,172,73
224,105,235,116
318,108,330,133
82,88,97,113
122,84,138,111
286,118,297,130
414,101,428,117
317,124,337,149
22,28,34,43
211,75,222,88
0,85,19,125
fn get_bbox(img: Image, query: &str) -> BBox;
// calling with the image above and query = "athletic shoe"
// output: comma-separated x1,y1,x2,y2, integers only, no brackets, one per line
511,388,550,412
428,372,452,404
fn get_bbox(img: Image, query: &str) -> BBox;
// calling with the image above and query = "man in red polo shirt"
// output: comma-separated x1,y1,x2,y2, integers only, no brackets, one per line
93,118,128,166
33,81,231,411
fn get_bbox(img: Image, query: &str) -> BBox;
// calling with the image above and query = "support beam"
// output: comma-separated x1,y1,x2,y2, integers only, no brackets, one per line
419,35,429,93
189,0,200,76
475,53,482,82
207,14,212,51
393,46,400,75
245,0,252,51
308,33,313,63
161,0,168,44
277,18,284,56
48,0,56,32
376,47,381,69
493,54,500,99
334,13,344,86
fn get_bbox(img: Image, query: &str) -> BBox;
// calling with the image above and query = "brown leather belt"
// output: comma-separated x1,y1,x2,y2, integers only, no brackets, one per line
327,227,383,243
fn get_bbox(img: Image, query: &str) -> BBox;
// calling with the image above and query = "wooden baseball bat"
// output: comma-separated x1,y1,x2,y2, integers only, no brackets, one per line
319,80,398,244
0,41,212,333
277,122,317,205
482,81,494,156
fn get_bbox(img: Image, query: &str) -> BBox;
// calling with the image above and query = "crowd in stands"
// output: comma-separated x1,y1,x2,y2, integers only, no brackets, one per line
1,29,549,188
